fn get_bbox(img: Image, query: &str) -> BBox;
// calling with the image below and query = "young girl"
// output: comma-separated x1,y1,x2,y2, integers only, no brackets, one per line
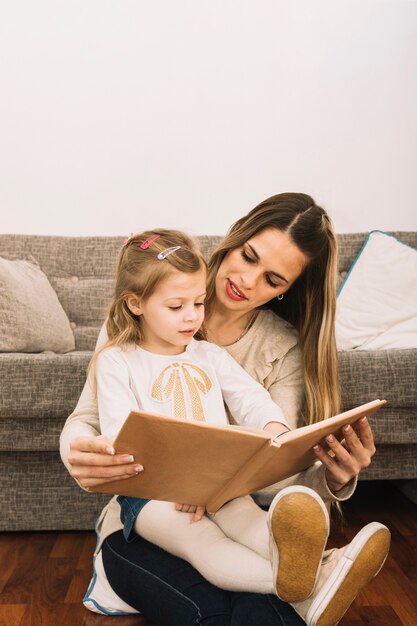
91,228,328,600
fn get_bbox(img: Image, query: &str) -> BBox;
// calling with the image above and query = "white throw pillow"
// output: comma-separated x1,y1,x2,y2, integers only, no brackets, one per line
0,256,75,353
335,231,417,350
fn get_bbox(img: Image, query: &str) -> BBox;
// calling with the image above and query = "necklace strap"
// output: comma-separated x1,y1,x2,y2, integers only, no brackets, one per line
231,310,259,345
205,310,259,346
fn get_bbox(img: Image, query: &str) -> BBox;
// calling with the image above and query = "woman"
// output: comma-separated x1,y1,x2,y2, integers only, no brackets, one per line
60,193,382,625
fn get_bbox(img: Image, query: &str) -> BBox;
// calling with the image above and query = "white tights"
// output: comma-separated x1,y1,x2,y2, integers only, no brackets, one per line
135,495,275,593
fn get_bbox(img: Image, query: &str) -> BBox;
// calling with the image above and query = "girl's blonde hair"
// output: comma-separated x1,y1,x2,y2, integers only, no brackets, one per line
206,193,340,425
89,229,206,385
106,229,206,348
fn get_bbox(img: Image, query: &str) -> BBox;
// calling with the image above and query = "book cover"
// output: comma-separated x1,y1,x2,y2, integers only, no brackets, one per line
90,398,386,512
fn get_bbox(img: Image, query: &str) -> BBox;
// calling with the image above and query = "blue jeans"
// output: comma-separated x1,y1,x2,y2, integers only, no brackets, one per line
117,495,150,541
102,531,305,626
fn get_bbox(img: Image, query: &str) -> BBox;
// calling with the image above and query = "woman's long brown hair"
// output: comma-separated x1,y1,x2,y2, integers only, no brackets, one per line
206,193,340,425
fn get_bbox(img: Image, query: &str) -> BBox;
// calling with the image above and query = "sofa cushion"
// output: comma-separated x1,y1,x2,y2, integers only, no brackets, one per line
339,348,417,444
0,234,223,350
0,256,75,353
0,352,90,419
0,451,110,530
336,231,417,350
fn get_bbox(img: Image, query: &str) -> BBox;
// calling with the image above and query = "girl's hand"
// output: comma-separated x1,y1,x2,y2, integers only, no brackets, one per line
263,422,291,437
313,416,376,494
68,435,144,489
175,503,206,522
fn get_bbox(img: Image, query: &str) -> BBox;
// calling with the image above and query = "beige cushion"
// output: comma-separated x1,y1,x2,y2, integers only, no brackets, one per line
0,256,75,353
336,231,417,350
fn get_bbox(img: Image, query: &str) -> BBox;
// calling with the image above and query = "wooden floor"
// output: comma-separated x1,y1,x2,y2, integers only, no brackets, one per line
0,480,416,626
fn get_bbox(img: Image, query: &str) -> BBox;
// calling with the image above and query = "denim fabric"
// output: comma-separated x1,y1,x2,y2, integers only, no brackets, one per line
117,495,150,542
230,592,305,625
103,530,230,626
102,531,305,626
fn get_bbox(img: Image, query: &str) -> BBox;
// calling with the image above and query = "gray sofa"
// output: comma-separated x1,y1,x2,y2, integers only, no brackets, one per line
1,232,416,531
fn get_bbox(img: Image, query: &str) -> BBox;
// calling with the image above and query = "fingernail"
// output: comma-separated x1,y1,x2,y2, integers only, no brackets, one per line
122,455,134,463
133,464,144,473
343,425,351,433
105,446,115,455
360,416,367,423
326,435,334,443
313,445,320,451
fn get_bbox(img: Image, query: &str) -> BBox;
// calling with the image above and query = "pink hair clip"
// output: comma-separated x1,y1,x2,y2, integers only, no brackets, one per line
140,234,161,249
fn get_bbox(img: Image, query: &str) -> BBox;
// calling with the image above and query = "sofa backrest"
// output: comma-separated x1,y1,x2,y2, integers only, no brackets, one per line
1,232,416,351
0,234,221,350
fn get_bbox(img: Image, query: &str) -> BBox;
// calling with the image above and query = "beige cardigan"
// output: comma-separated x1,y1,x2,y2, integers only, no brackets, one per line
60,310,356,552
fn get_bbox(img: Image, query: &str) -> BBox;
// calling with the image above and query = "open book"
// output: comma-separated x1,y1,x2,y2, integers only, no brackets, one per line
90,399,386,513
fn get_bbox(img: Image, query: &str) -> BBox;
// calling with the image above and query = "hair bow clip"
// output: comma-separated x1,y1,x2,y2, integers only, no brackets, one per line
140,234,161,249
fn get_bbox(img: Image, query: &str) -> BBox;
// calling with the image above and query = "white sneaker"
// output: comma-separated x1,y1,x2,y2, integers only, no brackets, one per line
83,551,138,615
292,521,391,626
267,486,330,602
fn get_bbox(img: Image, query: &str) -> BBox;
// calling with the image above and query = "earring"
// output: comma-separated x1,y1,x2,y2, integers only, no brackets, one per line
277,294,284,301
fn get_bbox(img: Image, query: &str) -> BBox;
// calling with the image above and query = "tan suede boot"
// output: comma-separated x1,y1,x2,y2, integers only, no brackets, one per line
291,522,391,626
267,486,330,602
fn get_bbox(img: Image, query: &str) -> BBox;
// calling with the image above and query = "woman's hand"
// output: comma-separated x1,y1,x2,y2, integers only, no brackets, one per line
175,503,206,523
68,435,144,490
313,416,376,494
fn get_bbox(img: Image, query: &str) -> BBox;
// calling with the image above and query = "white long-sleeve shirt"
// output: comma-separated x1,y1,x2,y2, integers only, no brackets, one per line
96,339,289,443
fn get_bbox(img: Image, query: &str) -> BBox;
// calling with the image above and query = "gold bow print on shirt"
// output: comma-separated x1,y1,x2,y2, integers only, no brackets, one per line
151,361,212,421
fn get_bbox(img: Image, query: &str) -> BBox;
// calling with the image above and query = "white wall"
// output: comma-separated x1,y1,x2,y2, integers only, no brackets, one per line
1,0,416,237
